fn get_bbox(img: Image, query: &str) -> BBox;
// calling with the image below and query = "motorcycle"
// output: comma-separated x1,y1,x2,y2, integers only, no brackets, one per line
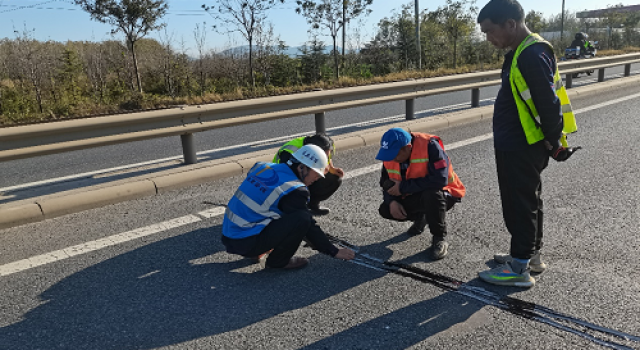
563,41,598,78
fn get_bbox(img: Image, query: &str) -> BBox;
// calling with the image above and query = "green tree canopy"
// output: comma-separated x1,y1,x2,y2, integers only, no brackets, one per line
73,0,168,94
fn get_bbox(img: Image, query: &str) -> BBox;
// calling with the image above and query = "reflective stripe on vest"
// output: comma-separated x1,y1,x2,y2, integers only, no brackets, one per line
510,33,578,146
273,137,305,163
382,133,466,199
223,162,305,239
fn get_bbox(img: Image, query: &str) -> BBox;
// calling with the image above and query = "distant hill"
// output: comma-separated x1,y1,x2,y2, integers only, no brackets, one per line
218,45,358,57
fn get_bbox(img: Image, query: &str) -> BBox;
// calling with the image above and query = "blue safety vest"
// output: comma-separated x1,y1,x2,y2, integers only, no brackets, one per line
222,162,305,239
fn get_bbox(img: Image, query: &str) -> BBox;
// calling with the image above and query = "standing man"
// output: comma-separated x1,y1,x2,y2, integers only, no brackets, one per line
477,0,580,287
273,133,344,216
376,128,466,260
222,144,355,269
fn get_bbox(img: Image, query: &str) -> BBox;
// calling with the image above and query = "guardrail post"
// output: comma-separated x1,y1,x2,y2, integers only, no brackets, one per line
181,133,197,165
565,73,573,89
406,99,415,120
624,64,631,77
471,88,480,107
315,112,326,134
598,68,605,82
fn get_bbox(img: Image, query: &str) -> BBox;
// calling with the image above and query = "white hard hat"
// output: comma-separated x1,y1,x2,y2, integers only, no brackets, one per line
290,144,328,177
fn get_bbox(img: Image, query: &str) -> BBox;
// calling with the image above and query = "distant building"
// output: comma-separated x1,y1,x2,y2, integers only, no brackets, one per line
577,5,640,18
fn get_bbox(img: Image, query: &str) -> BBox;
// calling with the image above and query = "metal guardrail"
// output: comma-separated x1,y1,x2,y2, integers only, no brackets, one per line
1,53,639,163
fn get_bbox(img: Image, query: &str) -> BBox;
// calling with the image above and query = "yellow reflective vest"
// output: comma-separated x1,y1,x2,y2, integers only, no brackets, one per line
272,136,335,163
510,33,578,147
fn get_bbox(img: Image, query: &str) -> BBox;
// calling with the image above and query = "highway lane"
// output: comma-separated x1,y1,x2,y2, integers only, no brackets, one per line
0,86,638,350
0,64,637,191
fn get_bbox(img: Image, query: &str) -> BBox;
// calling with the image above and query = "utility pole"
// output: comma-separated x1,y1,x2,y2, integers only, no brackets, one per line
342,0,347,60
560,0,566,40
415,0,421,69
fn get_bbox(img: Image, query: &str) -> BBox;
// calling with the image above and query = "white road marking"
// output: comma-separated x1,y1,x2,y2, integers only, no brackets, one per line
0,92,638,277
0,215,201,277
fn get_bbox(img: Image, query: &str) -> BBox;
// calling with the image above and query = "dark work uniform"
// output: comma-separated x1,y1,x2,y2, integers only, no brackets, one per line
221,163,339,268
378,137,459,241
494,43,563,260
277,151,342,206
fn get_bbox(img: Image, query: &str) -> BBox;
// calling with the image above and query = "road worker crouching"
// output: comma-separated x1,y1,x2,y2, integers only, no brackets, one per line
376,128,466,260
222,144,355,269
273,133,344,216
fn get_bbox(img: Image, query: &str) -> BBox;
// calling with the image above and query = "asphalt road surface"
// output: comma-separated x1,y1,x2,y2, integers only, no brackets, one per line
0,79,639,349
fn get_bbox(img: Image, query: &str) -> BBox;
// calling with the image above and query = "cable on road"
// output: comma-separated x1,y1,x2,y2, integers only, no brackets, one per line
324,234,640,350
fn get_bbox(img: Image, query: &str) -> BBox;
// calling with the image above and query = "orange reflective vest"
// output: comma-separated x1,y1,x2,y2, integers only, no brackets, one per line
383,133,466,199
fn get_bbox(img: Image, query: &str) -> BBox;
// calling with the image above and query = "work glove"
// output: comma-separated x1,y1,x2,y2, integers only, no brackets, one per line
551,146,582,162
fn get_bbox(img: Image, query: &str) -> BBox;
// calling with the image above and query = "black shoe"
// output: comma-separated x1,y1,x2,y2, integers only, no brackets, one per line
308,202,330,216
407,215,427,236
429,240,449,260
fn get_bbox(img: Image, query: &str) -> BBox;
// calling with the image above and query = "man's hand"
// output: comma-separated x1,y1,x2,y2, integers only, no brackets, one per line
386,179,402,196
389,200,407,220
329,166,344,178
552,146,582,162
335,248,355,260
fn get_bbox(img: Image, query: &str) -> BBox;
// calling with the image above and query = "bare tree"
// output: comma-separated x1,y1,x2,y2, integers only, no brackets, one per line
194,22,208,95
203,0,284,88
10,27,52,114
73,0,168,94
296,0,372,80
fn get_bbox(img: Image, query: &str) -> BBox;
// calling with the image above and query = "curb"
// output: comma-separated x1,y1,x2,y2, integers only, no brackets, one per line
1,75,640,230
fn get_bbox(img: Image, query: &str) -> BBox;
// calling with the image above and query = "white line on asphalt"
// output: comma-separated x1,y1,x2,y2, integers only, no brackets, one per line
0,215,202,277
1,92,637,277
0,99,495,193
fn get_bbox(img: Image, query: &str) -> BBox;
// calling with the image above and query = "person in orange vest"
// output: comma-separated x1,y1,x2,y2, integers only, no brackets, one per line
376,128,466,260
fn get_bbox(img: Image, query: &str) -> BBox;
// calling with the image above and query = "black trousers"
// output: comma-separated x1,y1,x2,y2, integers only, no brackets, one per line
378,189,456,240
495,143,549,260
308,173,341,204
222,210,316,268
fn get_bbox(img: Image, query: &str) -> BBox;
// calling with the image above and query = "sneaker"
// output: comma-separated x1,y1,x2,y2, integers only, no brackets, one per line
308,202,330,216
478,261,535,287
494,251,547,273
407,214,428,236
429,240,449,260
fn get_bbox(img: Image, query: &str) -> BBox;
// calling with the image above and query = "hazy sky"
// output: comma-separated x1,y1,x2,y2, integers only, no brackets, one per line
1,0,638,54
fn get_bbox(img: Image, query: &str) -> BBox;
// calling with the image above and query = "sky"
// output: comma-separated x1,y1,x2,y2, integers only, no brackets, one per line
1,0,638,55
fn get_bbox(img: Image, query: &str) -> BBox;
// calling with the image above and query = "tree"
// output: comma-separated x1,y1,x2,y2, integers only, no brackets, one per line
296,0,373,80
194,22,208,95
428,0,477,68
73,0,168,94
298,36,328,83
203,0,284,88
525,10,546,33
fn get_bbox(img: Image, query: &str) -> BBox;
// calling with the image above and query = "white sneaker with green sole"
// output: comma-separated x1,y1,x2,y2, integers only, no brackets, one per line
478,261,535,288
493,251,547,273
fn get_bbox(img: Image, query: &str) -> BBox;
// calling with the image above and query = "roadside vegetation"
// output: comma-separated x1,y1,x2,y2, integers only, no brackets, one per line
1,1,639,126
